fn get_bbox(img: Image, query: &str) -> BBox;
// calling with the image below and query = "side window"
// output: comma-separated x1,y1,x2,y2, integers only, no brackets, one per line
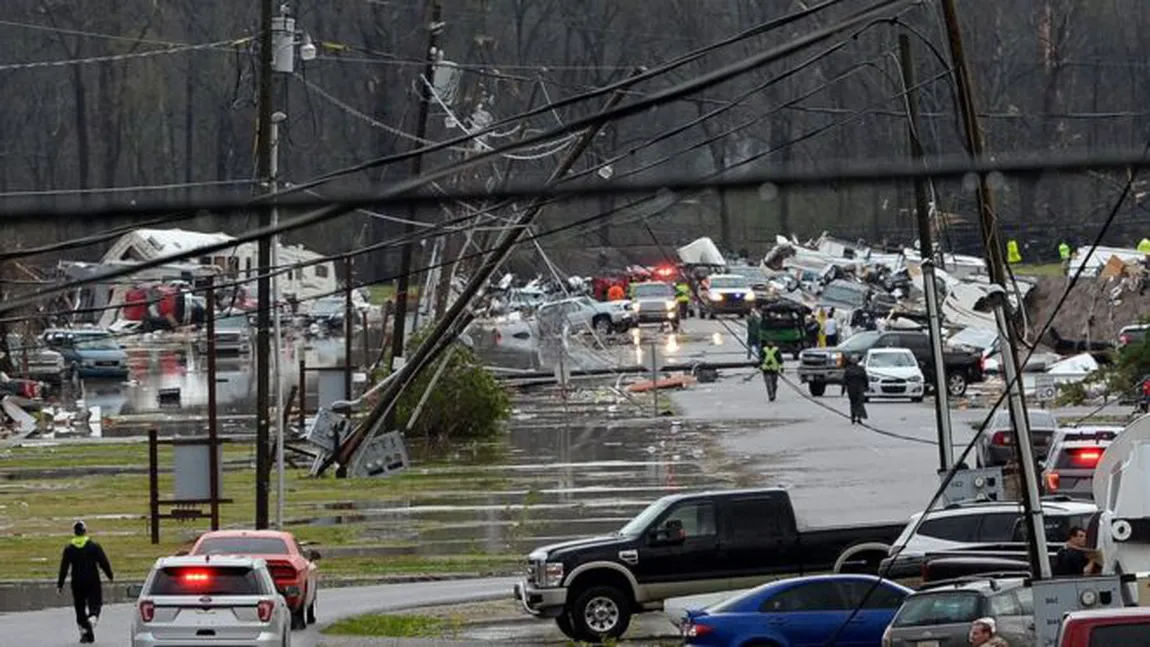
723,496,795,543
659,502,716,539
761,582,846,612
988,591,1022,616
876,334,898,348
839,580,907,610
977,513,1021,542
917,515,978,542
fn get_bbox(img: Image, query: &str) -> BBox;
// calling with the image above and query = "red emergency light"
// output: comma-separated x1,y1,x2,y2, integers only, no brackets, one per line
183,571,211,583
654,265,675,279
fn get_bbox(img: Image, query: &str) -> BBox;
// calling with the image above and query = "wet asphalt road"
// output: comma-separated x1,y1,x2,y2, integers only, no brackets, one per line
0,577,518,647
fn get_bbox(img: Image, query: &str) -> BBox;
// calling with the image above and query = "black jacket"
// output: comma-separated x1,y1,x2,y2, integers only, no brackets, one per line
1053,544,1090,577
57,537,114,590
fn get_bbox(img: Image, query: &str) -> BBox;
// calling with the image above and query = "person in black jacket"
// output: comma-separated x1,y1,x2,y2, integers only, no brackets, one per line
1053,526,1092,576
57,521,114,644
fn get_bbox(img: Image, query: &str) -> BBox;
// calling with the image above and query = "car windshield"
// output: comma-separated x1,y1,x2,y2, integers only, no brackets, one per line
709,276,748,289
216,315,249,330
633,283,673,298
311,299,343,316
74,334,120,350
838,331,883,351
821,283,867,306
869,352,917,368
892,591,982,627
730,268,769,284
193,536,289,555
149,566,265,596
993,409,1058,430
619,498,673,536
949,327,997,350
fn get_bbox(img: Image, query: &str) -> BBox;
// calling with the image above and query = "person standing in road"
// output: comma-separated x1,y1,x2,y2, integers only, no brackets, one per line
759,339,783,402
1054,526,1093,576
58,521,114,644
674,280,691,320
815,308,827,347
969,617,1009,646
606,283,625,301
824,308,839,346
1059,240,1072,275
746,307,761,360
842,356,869,424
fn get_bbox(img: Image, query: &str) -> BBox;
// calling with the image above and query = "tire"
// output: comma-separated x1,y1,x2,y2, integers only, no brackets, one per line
290,608,306,631
306,598,316,625
555,612,577,640
793,352,801,361
569,585,632,643
592,316,612,336
911,396,924,403
809,381,827,397
947,372,968,397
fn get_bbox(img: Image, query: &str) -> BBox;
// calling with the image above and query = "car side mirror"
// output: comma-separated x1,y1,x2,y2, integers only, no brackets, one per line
126,584,143,598
307,549,322,561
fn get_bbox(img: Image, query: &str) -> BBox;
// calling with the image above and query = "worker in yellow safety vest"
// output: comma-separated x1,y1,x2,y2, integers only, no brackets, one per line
1059,241,1072,275
1006,239,1022,264
674,281,691,320
759,339,783,402
816,307,827,348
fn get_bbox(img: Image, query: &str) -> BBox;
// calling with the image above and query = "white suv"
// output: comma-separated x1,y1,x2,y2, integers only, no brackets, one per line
879,498,1097,578
130,555,292,647
536,296,635,335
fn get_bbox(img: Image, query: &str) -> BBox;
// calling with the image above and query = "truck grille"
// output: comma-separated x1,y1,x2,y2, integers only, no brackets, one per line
802,354,831,367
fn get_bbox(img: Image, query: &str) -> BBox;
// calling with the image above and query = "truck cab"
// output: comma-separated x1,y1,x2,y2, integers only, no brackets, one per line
1059,607,1150,646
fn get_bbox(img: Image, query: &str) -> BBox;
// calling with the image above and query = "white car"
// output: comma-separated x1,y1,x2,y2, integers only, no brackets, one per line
130,555,292,647
863,347,925,402
536,296,635,335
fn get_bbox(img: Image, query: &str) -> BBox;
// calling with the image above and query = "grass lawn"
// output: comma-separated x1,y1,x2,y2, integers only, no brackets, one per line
1012,262,1065,277
323,613,459,638
0,440,516,580
366,284,419,305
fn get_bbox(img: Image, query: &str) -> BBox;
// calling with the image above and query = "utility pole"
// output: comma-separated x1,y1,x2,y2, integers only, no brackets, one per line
205,276,221,531
388,1,443,376
897,34,953,472
940,0,1050,579
271,111,287,530
344,257,354,400
253,0,275,530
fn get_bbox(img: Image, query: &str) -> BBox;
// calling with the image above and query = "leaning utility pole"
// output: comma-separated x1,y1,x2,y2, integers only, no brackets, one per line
253,0,275,530
897,34,954,472
388,1,443,376
940,0,1050,579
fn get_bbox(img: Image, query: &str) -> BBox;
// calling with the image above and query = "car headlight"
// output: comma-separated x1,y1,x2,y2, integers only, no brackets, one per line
744,290,755,300
664,300,676,311
709,292,723,301
908,375,923,383
631,302,641,311
869,375,880,382
543,562,564,588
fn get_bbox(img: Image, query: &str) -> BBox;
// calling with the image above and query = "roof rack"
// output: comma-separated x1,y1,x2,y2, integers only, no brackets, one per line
917,571,1030,591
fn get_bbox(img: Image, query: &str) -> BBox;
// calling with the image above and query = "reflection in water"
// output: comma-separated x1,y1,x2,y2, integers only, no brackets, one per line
711,332,724,345
664,334,680,354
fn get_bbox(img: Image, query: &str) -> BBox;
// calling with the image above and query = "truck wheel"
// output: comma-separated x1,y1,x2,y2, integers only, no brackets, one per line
555,613,577,640
290,607,306,630
809,381,826,397
570,585,631,643
946,372,968,398
592,315,612,336
834,542,891,574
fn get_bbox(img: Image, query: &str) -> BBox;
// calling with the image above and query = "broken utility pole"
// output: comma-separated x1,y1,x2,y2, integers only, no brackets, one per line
322,72,642,478
940,0,1050,579
388,1,443,378
897,33,954,473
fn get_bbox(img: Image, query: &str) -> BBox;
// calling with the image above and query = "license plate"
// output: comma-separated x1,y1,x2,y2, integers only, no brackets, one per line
917,641,939,647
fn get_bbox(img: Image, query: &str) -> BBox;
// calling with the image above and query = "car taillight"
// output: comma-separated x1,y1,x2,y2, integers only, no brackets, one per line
683,622,712,638
1045,472,1060,492
257,599,274,623
139,599,155,623
1069,448,1102,467
992,430,1012,446
1120,334,1131,345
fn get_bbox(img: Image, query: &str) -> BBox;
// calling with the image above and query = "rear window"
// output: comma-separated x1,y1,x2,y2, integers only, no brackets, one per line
893,592,982,627
194,537,289,555
1090,623,1150,646
1055,446,1106,470
149,566,265,596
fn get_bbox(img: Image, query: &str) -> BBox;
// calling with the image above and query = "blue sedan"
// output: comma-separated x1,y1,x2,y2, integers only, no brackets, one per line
681,574,913,647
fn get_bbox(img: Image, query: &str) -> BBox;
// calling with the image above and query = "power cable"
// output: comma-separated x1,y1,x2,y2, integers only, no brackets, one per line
0,37,250,72
0,1,909,314
821,135,1150,647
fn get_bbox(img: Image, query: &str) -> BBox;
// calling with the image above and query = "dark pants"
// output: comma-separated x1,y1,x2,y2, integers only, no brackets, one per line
826,333,839,347
72,586,102,637
678,301,689,319
761,371,779,401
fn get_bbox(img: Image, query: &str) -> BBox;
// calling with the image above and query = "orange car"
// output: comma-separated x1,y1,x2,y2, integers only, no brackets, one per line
189,529,320,630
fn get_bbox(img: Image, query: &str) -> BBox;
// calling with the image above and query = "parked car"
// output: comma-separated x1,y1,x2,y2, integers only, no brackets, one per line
976,408,1062,467
41,328,129,380
1042,429,1116,499
879,498,1098,579
537,295,635,335
701,274,755,318
304,296,346,335
798,330,984,398
882,576,1035,647
128,554,292,647
1,334,64,384
628,281,679,329
863,348,925,402
1117,323,1149,351
188,529,320,630
681,574,911,647
727,265,776,307
512,487,905,643
1059,606,1150,646
196,313,253,355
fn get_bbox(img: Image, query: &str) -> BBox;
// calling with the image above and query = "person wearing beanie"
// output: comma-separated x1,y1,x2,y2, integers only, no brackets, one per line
57,521,114,644
969,617,1009,646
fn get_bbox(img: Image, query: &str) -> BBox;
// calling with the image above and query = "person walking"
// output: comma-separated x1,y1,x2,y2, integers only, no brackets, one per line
1053,526,1093,576
746,308,762,360
969,617,1010,646
843,356,869,424
58,521,114,644
759,339,783,402
674,280,691,319
1059,240,1072,275
816,308,827,347
824,308,839,346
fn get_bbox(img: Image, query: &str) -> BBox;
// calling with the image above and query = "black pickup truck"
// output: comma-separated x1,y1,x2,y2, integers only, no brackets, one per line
797,329,985,398
512,487,905,643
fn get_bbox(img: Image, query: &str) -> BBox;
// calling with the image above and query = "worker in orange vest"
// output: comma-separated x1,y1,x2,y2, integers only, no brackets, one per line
606,283,625,301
